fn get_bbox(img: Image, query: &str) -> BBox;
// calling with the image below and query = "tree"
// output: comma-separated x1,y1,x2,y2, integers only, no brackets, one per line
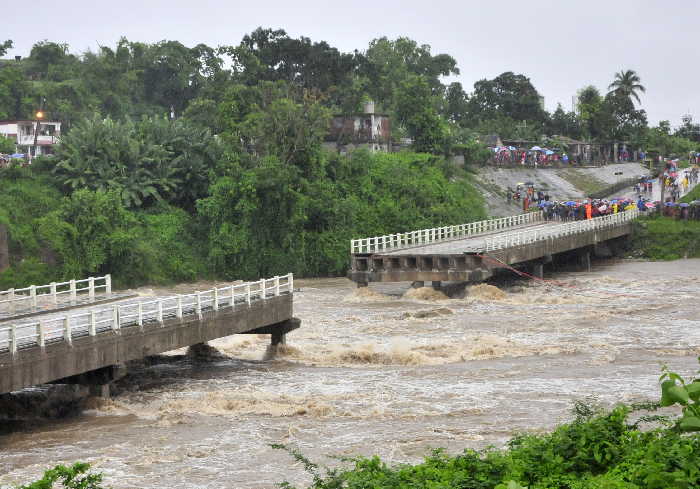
468,72,546,127
53,115,219,209
0,135,14,154
0,40,12,57
608,69,645,105
396,75,449,154
548,103,580,139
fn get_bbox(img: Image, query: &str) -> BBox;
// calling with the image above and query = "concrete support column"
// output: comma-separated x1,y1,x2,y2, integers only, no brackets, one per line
431,281,442,290
89,383,110,398
271,330,287,346
411,281,424,288
532,263,544,279
579,251,591,272
356,281,368,288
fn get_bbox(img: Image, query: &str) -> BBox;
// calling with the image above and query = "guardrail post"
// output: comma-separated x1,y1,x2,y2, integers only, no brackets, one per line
196,292,202,317
213,288,219,311
8,288,15,314
69,280,76,304
89,310,96,336
176,296,183,319
230,286,236,309
246,284,251,306
37,321,45,349
50,282,57,305
157,300,163,324
275,276,280,296
88,277,95,300
9,325,16,356
260,279,266,299
289,274,294,293
138,302,143,330
30,285,37,308
63,317,72,346
112,305,120,333
105,275,112,295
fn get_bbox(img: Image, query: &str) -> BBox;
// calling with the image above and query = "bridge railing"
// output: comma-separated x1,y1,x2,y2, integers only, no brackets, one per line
351,211,544,254
0,275,112,310
482,209,640,251
0,273,293,355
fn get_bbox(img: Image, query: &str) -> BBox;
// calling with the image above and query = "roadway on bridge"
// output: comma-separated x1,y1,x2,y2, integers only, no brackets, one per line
0,285,271,354
376,220,556,256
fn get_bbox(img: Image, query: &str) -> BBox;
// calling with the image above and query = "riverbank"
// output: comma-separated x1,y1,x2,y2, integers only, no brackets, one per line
631,216,700,260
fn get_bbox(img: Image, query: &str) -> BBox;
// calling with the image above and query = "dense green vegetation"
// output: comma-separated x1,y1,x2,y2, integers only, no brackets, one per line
631,216,700,260
0,145,484,288
1,29,699,288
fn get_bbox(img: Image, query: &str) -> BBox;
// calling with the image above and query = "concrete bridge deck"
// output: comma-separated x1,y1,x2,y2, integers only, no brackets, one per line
349,209,640,286
0,274,297,395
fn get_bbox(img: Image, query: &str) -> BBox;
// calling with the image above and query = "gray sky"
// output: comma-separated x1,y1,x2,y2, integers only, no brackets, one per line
4,0,696,126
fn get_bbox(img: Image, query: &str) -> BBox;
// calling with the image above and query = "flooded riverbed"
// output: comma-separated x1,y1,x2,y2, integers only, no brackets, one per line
1,259,699,488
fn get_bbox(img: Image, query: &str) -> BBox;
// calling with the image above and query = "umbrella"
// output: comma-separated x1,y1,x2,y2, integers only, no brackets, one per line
565,201,576,205
645,203,655,208
525,181,534,186
9,153,24,159
680,203,690,207
545,150,555,155
530,146,543,151
507,146,516,150
516,182,525,186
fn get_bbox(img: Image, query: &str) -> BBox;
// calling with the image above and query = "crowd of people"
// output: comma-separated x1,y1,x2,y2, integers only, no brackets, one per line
491,146,577,168
539,198,646,221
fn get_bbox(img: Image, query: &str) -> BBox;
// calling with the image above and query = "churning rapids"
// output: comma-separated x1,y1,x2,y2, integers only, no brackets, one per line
1,259,700,488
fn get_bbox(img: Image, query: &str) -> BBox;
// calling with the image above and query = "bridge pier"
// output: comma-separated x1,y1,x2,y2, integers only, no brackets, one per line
579,250,592,272
431,281,442,290
532,262,544,279
411,281,425,289
241,317,301,347
356,281,368,288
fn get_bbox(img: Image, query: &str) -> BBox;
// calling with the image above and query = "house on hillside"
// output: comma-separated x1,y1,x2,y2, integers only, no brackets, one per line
324,101,391,154
0,120,61,157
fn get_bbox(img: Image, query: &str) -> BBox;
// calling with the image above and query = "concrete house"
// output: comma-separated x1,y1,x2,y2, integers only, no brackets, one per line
324,101,391,153
0,120,62,156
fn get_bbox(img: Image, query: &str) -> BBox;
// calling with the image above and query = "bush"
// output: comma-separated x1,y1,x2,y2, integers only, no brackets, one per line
276,403,700,489
631,216,700,260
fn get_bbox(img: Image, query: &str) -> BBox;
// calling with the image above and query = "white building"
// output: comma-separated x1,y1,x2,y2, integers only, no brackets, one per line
0,120,61,156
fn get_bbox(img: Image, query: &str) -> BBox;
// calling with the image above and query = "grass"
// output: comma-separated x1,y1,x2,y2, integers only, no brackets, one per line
681,184,700,203
631,215,700,260
559,169,608,196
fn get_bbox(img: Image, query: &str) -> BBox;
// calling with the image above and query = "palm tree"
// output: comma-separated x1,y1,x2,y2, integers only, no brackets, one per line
608,70,646,105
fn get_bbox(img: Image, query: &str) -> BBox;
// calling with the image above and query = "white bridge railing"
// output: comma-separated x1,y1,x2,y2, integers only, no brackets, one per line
0,273,293,356
482,209,640,252
0,275,112,310
351,212,544,254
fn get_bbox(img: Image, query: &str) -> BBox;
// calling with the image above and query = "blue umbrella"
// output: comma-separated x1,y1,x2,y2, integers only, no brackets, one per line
680,203,690,207
565,201,576,205
545,150,555,155
10,153,24,158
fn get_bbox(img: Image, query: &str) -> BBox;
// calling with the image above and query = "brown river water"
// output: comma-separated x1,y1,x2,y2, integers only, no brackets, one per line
1,259,699,488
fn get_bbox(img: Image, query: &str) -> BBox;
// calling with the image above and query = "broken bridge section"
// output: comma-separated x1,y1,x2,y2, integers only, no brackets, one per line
0,274,298,395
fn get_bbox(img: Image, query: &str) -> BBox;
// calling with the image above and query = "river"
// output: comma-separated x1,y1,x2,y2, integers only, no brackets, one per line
1,259,699,488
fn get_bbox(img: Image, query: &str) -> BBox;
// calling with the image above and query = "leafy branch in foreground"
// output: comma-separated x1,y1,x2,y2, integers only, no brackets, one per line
16,462,105,489
659,357,700,431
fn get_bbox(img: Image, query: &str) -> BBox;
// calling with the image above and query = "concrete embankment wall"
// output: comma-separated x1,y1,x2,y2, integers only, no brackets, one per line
474,163,649,216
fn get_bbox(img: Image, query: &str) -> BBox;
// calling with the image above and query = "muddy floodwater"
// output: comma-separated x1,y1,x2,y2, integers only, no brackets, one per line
1,259,700,488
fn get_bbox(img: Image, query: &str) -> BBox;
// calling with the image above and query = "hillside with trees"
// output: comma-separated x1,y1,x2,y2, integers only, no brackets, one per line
0,30,699,287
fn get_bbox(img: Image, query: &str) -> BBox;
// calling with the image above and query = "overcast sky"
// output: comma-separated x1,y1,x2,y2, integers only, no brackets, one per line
4,0,695,126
